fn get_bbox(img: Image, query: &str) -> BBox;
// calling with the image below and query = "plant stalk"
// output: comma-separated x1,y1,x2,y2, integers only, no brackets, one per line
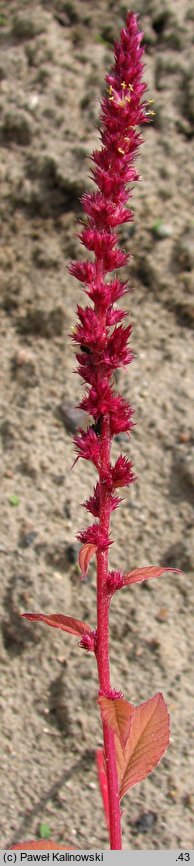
96,415,122,850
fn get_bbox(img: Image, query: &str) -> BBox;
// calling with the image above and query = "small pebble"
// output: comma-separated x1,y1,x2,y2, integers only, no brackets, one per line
148,638,160,652
151,221,173,239
4,469,14,479
19,530,38,548
167,786,177,801
178,451,194,489
135,646,143,657
27,93,39,112
156,606,169,622
52,473,65,486
182,792,194,810
64,501,71,519
178,431,191,444
65,543,78,565
133,811,157,833
59,401,88,433
57,655,66,665
14,349,36,368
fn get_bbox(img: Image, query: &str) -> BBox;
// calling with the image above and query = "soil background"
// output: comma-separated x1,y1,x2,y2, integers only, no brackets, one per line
0,0,194,851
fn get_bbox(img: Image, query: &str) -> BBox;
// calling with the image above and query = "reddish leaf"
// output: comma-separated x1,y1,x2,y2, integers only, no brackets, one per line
118,692,170,800
78,543,97,579
123,566,180,587
115,737,126,788
96,749,109,831
9,842,74,850
22,612,92,638
98,695,134,749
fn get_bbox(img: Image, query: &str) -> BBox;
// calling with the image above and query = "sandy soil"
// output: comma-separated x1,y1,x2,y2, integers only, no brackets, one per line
0,0,194,851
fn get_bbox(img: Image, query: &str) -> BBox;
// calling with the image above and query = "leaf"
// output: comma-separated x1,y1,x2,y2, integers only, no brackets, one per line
9,842,74,850
78,543,97,579
118,692,170,800
98,696,134,749
115,737,126,787
39,822,51,840
22,612,92,638
123,565,180,587
9,494,20,507
96,749,109,830
151,220,172,239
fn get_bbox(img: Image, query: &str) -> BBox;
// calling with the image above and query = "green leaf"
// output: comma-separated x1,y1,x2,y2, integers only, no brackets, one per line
151,220,172,239
9,494,20,507
39,822,51,840
151,218,163,233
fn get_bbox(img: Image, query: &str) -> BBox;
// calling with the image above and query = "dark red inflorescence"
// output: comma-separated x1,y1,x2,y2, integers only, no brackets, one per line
69,13,149,550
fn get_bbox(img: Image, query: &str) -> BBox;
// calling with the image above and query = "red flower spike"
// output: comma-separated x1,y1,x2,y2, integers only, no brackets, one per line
103,247,128,273
66,8,173,849
91,162,139,198
22,613,92,639
111,455,135,488
109,396,134,436
78,543,97,580
76,354,95,388
110,493,122,511
84,487,122,515
107,570,124,593
78,227,129,273
69,260,96,284
83,485,101,518
85,283,113,309
79,630,97,652
73,305,105,347
79,227,113,255
77,524,112,551
81,192,133,230
107,278,129,304
106,308,127,327
123,565,181,587
79,380,114,420
73,428,100,468
103,325,134,372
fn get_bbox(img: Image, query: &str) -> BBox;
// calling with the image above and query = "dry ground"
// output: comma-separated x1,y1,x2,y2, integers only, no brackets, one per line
0,0,194,850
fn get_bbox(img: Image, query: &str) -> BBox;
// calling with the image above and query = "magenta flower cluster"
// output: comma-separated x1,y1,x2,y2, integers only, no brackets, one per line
70,12,148,553
21,15,173,851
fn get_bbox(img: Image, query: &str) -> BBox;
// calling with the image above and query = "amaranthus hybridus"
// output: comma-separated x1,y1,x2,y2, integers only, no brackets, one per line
23,12,179,850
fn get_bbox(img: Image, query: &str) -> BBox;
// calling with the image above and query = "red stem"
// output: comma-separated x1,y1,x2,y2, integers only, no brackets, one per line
96,415,122,850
